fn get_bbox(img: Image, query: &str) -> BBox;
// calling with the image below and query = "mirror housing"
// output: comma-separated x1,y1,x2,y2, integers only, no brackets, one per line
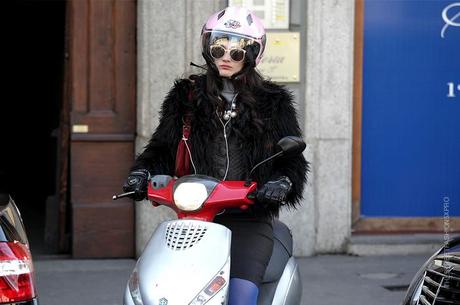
277,136,306,157
245,136,306,185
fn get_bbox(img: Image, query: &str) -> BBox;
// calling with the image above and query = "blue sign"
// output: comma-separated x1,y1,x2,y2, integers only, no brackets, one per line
361,0,460,217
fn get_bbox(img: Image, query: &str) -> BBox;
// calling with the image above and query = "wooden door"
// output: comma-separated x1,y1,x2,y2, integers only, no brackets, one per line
68,0,136,257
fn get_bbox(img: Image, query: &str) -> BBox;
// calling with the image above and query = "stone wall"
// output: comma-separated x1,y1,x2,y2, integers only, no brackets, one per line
136,0,356,256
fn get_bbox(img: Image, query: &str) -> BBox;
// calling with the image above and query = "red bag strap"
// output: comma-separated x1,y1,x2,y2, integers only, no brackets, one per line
175,80,194,177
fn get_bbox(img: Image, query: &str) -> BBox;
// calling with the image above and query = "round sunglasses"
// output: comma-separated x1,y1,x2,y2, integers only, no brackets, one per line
209,45,246,62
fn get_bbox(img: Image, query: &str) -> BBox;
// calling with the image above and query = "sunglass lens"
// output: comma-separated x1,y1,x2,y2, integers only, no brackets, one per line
230,49,245,62
210,46,225,59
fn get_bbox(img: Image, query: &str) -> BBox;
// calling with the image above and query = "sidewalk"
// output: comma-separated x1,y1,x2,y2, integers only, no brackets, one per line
34,254,430,305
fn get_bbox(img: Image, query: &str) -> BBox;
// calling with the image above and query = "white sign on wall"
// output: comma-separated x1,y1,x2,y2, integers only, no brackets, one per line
228,0,290,29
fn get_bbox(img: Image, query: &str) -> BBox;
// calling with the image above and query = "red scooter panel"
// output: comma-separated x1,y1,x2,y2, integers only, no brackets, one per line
146,177,257,222
206,181,257,207
147,179,175,207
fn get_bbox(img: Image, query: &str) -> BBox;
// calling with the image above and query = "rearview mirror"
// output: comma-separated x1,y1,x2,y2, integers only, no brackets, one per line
245,136,306,185
277,136,306,157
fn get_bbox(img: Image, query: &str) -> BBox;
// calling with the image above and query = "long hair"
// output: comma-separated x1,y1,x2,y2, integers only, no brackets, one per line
204,63,267,133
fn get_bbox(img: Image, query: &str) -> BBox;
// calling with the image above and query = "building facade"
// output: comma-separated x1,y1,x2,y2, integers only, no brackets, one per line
136,0,356,256
7,0,457,258
135,0,460,257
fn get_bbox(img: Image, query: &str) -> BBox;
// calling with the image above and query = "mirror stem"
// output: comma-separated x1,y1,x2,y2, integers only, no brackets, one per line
244,151,284,186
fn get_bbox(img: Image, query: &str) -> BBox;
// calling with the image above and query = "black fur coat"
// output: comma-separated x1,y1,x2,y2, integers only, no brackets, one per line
132,74,309,218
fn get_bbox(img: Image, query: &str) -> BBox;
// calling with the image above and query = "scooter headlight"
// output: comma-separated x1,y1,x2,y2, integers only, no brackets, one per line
172,175,219,212
173,182,208,211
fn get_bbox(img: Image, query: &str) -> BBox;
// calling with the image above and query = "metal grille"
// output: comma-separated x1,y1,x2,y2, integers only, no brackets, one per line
165,221,207,251
418,257,460,305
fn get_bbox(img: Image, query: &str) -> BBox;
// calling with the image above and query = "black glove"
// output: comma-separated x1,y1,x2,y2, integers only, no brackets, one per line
256,176,292,207
123,169,150,201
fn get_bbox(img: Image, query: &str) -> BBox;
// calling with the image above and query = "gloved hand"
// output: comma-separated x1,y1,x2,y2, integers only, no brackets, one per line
256,176,292,207
123,169,150,201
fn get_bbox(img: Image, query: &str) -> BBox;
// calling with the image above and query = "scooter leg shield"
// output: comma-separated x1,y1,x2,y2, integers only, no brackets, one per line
125,220,232,305
269,257,302,305
124,284,136,305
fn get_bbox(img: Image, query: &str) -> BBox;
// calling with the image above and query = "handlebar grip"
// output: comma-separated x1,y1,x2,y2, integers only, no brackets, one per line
247,192,256,200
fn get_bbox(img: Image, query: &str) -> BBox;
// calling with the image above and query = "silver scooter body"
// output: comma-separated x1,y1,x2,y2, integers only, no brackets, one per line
258,220,302,305
125,219,231,305
124,218,302,305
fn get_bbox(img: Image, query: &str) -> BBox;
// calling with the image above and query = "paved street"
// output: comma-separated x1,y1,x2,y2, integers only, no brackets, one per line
34,254,430,305
298,254,428,305
34,258,134,305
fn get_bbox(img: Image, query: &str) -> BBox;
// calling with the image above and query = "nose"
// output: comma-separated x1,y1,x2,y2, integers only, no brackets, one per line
222,50,231,62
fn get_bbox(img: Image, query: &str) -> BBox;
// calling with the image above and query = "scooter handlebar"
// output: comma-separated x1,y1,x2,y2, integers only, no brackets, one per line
246,192,256,201
144,177,258,221
112,191,135,200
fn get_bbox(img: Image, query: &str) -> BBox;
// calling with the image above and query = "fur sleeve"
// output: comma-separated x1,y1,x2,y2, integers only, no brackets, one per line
130,79,193,175
269,85,310,209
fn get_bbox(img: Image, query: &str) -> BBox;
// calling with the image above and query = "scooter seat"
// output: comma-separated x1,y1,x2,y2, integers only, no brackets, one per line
262,220,293,283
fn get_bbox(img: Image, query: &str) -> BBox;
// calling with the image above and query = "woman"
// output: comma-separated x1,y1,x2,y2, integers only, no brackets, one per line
123,7,309,305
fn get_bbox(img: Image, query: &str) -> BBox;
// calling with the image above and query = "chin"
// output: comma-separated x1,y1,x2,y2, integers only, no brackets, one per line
218,70,233,78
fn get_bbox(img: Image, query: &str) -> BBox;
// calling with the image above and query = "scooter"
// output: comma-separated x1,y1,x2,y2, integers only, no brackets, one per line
114,136,306,305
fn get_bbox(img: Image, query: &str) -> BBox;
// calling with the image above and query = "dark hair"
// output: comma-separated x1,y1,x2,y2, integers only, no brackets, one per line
204,62,266,133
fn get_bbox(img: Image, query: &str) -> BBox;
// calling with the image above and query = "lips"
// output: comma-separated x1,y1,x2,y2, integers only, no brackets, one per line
219,65,232,70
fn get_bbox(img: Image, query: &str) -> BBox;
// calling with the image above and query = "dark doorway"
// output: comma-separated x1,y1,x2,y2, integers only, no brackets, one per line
2,0,68,255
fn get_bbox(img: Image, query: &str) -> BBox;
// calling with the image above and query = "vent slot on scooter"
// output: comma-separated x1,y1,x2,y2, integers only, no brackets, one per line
165,222,208,250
